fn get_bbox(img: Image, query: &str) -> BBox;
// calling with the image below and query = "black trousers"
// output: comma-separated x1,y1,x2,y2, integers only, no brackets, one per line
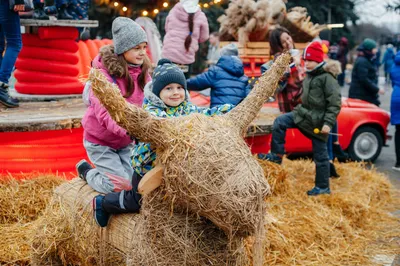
102,172,142,214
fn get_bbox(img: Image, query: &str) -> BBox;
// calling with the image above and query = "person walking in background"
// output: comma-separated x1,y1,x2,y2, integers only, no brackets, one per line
0,0,24,108
390,51,400,171
206,32,220,67
337,37,349,87
161,0,209,78
349,38,385,106
76,17,151,194
187,43,250,107
382,44,395,84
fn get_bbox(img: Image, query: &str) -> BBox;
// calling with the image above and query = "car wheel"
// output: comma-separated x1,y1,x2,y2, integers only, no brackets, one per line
348,126,383,162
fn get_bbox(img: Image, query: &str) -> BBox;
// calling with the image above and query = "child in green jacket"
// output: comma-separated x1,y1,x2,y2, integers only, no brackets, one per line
259,41,341,196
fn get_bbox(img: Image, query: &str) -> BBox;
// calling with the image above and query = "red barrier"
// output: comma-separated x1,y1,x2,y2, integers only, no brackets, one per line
38,27,79,40
19,46,79,65
14,69,79,83
22,34,79,52
15,81,84,94
0,128,88,175
15,57,80,76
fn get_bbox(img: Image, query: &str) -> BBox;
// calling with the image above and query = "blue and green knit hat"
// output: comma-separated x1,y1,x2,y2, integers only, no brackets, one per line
152,59,187,97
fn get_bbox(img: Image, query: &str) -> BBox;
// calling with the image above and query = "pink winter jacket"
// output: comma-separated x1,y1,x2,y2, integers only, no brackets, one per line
82,53,149,150
162,3,209,65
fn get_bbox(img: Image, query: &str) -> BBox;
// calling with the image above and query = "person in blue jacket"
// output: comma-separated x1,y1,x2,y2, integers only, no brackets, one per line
382,44,395,83
186,43,250,107
390,51,400,171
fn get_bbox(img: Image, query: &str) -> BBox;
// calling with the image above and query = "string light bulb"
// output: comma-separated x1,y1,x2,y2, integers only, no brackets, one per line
142,10,148,16
122,6,127,11
163,2,168,7
153,8,159,14
203,3,209,7
113,1,118,7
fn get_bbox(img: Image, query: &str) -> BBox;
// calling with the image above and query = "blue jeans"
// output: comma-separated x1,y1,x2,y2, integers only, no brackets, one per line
0,0,22,84
271,112,330,189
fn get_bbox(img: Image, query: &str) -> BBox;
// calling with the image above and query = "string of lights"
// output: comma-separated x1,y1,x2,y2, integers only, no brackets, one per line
105,0,224,17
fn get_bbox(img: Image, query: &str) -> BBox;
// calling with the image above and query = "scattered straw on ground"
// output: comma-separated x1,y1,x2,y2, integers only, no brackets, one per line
259,159,400,266
0,173,65,224
0,159,399,265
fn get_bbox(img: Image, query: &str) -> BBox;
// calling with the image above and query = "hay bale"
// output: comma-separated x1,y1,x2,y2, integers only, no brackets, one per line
0,174,64,224
262,159,400,265
0,222,33,266
31,179,248,266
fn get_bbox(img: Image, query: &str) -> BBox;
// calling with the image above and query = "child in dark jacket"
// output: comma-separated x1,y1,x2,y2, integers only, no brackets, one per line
92,59,233,227
187,43,250,107
259,42,342,196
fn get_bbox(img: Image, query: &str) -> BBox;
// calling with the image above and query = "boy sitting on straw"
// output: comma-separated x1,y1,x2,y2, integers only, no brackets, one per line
258,41,341,196
92,59,233,227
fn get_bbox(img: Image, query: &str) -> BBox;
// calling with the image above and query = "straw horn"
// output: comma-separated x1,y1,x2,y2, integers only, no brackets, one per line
225,52,291,134
88,69,168,148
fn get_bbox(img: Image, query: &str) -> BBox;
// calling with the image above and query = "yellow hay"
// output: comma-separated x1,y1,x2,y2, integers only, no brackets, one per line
0,174,64,224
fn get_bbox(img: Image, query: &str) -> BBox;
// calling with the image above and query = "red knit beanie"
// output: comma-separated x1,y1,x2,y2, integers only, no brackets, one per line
303,41,324,63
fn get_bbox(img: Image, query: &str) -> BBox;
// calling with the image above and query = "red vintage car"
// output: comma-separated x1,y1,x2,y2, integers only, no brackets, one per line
190,92,391,162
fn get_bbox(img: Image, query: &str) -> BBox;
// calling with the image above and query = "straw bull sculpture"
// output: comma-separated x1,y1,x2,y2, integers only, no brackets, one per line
31,52,291,266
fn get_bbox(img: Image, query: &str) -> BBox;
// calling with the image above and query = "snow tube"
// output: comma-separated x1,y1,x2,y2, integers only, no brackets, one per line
84,39,99,60
15,80,84,94
77,40,92,77
15,57,79,76
14,69,79,84
38,27,79,40
22,34,79,53
0,128,88,176
19,46,79,65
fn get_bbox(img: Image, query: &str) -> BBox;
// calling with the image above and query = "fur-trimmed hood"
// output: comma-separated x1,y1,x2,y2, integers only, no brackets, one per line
323,59,342,78
94,45,130,78
144,81,190,109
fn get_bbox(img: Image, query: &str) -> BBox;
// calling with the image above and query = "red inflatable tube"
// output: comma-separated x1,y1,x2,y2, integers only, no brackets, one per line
15,80,84,94
93,39,104,50
84,39,99,60
19,46,79,65
14,69,79,84
0,128,88,176
77,40,92,77
102,39,113,45
22,34,79,53
15,57,79,76
38,27,79,40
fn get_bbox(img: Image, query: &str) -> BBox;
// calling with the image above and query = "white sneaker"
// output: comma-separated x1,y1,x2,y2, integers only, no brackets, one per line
392,165,400,172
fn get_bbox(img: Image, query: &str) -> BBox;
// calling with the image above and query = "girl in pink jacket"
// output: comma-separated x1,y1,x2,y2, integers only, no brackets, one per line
161,0,209,78
76,17,151,194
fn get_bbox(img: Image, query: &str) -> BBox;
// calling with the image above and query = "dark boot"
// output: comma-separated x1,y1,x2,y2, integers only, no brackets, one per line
0,84,19,108
330,163,340,178
333,143,349,163
33,3,49,20
57,4,73,20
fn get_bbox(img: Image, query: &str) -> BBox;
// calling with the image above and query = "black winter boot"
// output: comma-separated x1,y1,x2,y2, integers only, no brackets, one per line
0,84,19,108
33,3,49,20
330,163,340,178
333,143,349,163
57,4,73,20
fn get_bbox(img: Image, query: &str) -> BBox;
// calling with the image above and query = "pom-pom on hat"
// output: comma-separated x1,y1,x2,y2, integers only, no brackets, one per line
152,59,187,98
303,41,324,63
112,17,148,55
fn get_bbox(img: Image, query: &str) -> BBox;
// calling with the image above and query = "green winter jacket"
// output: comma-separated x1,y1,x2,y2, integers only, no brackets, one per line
292,60,342,142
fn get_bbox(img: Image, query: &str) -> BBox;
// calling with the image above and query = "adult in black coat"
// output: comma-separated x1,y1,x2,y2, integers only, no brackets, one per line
349,38,385,106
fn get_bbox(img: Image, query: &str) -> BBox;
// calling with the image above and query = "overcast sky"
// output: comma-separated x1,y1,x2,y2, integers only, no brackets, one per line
355,0,400,32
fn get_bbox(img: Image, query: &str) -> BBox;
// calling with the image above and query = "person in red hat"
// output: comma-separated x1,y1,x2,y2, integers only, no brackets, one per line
259,41,342,196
